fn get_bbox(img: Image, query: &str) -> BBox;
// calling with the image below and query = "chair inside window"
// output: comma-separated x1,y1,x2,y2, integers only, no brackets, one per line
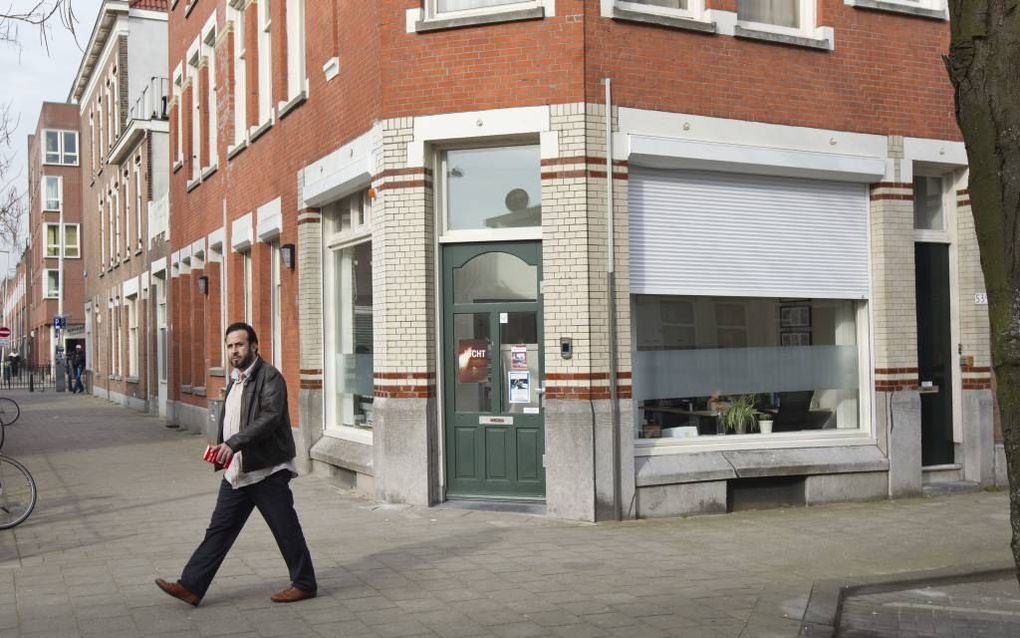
773,390,814,432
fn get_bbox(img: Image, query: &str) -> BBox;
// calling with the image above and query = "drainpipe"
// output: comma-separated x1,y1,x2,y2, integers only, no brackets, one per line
604,78,622,522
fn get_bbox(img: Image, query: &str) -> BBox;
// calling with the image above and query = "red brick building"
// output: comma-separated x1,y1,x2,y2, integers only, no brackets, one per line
168,1,992,520
24,102,85,372
72,0,171,411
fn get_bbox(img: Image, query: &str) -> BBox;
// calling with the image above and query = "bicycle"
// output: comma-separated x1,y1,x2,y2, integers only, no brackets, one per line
0,397,20,427
0,420,36,530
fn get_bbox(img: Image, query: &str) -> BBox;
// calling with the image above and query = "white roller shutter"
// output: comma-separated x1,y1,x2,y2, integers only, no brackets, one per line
629,168,870,299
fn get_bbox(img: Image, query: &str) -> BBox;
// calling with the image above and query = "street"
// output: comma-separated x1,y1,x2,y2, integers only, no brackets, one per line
0,391,1014,638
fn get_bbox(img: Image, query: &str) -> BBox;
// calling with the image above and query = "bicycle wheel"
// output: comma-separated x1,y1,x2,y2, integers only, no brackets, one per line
0,398,20,426
0,456,36,529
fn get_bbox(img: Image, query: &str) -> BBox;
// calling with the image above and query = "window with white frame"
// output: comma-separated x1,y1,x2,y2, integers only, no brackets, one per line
229,0,247,145
44,270,60,298
173,69,184,163
123,173,131,254
324,189,374,432
112,304,121,376
44,223,79,258
242,250,253,324
98,96,106,155
429,0,537,18
633,295,866,439
257,0,273,124
442,144,541,233
737,0,813,32
285,0,306,101
134,164,143,249
43,130,78,165
203,26,218,166
64,223,80,258
113,188,122,260
156,274,168,381
89,110,96,172
99,196,106,266
270,240,282,366
188,49,201,178
43,175,61,210
127,295,139,377
616,0,704,20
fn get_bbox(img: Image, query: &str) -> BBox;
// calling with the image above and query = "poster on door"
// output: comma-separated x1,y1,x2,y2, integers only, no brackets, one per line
508,370,531,403
510,344,528,370
457,339,489,384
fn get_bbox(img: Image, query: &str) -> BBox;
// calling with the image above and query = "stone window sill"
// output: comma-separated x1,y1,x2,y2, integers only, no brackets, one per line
192,386,207,397
126,376,140,385
249,118,273,144
209,367,226,378
180,384,192,395
415,6,544,33
227,139,247,161
734,24,833,51
278,92,307,120
172,159,183,174
201,163,218,180
844,0,947,20
611,7,716,34
186,177,201,192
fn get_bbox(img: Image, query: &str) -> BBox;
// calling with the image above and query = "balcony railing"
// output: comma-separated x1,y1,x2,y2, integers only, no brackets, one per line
129,76,169,122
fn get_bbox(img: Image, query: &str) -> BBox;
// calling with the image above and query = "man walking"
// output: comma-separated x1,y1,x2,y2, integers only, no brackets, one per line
155,322,316,605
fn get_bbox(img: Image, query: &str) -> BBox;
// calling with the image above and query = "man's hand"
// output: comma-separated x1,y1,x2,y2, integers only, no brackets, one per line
211,443,234,466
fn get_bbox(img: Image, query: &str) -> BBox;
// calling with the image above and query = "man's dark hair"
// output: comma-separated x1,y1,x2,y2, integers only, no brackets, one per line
225,322,258,345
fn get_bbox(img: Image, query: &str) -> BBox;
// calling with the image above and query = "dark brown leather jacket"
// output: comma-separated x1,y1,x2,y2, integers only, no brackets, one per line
217,357,295,473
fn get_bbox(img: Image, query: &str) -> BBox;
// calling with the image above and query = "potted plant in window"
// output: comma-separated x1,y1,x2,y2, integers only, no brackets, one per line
720,394,758,434
757,412,774,434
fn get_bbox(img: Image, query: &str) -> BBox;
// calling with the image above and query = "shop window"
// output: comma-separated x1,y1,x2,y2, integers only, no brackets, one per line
913,176,944,231
327,241,374,430
633,295,864,439
443,144,541,232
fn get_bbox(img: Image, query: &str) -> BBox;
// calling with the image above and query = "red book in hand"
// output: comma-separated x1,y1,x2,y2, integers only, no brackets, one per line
203,445,226,471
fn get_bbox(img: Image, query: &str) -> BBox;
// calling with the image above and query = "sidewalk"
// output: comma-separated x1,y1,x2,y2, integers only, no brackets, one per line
0,391,1015,638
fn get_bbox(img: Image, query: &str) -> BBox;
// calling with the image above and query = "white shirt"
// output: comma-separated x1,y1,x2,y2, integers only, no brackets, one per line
223,359,297,489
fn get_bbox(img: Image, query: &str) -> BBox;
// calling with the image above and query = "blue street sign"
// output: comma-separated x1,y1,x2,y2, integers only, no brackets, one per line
53,315,66,329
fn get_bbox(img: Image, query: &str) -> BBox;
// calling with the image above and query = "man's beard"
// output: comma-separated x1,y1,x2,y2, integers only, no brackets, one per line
234,352,256,370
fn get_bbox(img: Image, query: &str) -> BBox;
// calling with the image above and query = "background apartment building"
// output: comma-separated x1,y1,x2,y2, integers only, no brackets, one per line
73,0,171,412
25,102,84,371
167,0,993,521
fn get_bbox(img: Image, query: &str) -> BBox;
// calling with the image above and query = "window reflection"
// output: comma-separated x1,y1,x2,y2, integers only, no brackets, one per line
446,145,541,230
453,252,537,303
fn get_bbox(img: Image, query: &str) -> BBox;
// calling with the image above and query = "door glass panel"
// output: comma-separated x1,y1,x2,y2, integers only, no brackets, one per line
454,313,492,413
501,312,540,413
454,252,537,303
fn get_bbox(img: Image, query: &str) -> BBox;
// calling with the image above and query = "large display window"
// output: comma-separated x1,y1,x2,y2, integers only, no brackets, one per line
632,295,868,441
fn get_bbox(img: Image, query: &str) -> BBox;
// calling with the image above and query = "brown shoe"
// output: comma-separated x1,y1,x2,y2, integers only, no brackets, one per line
270,586,317,603
155,578,200,606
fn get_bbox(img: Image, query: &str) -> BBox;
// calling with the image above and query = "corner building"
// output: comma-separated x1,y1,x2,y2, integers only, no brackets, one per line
73,0,171,411
168,0,996,521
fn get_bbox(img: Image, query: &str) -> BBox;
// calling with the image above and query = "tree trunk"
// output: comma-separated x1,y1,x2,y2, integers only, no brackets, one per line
946,0,1020,585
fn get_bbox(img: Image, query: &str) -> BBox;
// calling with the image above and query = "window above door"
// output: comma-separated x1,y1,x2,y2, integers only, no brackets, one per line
440,144,542,242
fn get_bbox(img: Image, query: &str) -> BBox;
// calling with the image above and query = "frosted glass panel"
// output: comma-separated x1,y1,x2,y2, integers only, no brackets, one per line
633,345,859,400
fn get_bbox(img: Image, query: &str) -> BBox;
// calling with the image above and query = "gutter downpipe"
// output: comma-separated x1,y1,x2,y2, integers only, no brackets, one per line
604,78,622,522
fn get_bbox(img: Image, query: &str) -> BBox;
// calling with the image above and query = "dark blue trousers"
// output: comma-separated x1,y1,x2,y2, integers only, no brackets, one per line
180,470,316,598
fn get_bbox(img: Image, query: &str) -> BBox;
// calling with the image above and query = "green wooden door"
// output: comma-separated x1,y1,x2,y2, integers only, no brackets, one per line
443,242,545,499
